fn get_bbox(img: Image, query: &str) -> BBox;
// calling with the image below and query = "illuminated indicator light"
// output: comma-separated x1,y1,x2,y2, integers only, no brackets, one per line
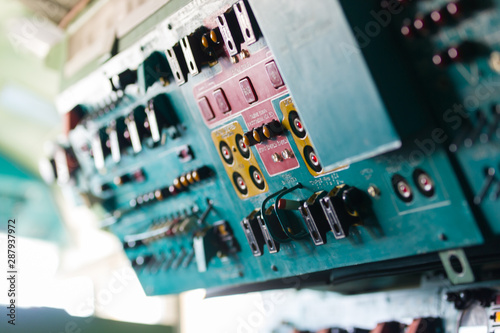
180,175,189,187
447,3,458,16
252,130,261,143
433,54,443,66
413,18,424,30
243,135,250,147
401,25,411,36
448,47,459,60
201,36,209,49
114,176,123,186
192,170,200,182
400,18,413,38
155,190,163,200
173,178,182,189
494,312,500,322
430,10,442,23
262,125,271,138
210,30,218,43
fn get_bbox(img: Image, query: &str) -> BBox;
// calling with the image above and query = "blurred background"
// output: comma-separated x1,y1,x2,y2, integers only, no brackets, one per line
0,1,498,333
0,0,180,331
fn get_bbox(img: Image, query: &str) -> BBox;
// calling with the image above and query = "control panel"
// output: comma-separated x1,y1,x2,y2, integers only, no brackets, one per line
45,0,500,295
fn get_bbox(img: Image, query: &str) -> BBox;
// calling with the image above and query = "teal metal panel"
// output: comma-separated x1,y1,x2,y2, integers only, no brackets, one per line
248,0,401,170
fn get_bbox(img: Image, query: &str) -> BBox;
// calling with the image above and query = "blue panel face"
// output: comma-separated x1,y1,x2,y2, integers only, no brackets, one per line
50,0,500,296
248,0,401,170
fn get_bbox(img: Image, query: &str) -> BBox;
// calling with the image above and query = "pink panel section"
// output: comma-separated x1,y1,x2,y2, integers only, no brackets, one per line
241,101,299,176
193,47,287,128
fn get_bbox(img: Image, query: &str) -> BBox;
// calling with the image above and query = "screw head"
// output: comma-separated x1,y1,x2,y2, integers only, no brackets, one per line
367,185,380,198
239,49,250,59
281,149,293,159
490,51,500,73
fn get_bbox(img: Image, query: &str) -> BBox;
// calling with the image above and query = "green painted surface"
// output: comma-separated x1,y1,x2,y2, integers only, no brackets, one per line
59,0,499,296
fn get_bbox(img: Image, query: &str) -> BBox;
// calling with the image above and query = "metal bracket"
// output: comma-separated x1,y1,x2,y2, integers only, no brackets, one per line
438,249,474,284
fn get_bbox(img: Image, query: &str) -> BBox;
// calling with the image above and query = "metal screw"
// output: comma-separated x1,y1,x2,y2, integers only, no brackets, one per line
367,185,380,198
489,51,500,73
272,153,282,162
239,49,250,59
281,149,293,159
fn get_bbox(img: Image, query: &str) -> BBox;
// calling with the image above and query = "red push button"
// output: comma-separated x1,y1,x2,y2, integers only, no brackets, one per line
239,77,257,104
198,97,215,120
264,61,284,88
213,89,231,113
